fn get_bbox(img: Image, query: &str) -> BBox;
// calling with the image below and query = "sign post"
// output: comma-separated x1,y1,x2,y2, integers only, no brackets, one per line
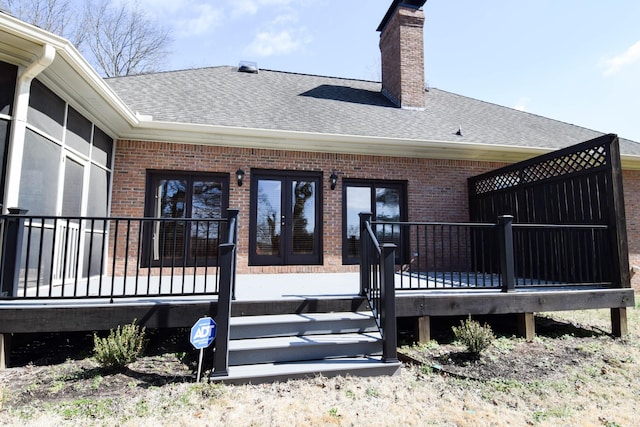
190,316,217,382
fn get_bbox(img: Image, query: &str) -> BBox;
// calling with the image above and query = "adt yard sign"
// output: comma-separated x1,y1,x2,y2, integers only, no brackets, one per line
190,316,216,349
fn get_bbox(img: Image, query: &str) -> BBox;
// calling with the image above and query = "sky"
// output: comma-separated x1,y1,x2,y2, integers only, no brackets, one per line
129,0,640,142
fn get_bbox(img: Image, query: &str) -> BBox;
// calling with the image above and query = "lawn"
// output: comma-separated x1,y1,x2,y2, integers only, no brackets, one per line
1,300,639,426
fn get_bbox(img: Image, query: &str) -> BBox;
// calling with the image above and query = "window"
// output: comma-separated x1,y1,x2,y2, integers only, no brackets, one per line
143,171,229,267
342,180,407,264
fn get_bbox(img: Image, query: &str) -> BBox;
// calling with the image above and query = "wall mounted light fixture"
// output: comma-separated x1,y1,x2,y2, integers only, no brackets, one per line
236,168,245,186
329,171,338,190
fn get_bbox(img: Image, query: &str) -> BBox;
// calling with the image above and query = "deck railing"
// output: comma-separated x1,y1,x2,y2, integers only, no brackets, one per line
368,216,613,291
359,213,398,363
0,210,239,301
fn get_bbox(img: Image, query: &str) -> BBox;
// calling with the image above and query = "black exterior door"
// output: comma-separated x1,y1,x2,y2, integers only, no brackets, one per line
249,170,322,266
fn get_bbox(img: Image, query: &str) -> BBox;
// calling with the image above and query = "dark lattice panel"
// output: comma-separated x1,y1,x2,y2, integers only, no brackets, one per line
522,145,607,184
471,141,608,196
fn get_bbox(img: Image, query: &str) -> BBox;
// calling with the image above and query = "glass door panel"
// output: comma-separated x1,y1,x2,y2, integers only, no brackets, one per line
154,179,187,262
256,179,282,258
345,186,371,259
190,180,223,260
290,180,316,256
375,187,402,247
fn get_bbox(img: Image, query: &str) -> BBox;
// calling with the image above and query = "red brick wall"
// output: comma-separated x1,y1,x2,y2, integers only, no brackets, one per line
623,169,640,289
112,140,504,274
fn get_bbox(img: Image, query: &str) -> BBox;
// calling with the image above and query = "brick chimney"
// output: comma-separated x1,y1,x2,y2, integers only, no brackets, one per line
377,0,427,109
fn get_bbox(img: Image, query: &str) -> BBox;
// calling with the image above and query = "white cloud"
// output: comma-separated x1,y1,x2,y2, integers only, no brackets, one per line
602,40,640,76
123,0,223,37
231,0,293,16
173,4,223,37
244,29,310,57
514,97,531,112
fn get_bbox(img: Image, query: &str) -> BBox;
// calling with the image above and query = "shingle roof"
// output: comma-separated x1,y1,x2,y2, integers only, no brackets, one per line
106,66,640,156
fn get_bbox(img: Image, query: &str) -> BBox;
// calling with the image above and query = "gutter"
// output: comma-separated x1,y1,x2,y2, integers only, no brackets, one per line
3,43,55,213
122,119,550,164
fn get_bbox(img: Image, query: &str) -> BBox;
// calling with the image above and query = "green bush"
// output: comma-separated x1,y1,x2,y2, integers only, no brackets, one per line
93,320,147,371
452,316,495,356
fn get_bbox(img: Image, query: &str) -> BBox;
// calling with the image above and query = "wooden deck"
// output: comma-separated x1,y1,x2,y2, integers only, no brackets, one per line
0,272,633,337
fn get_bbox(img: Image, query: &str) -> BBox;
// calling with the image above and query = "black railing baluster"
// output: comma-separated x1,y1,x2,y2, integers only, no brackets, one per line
23,219,33,297
98,218,107,296
72,219,82,296
86,219,95,293
61,219,71,292
110,219,119,301
146,219,152,293
203,220,210,292
123,219,131,295
135,219,142,294
34,218,45,297
181,218,187,295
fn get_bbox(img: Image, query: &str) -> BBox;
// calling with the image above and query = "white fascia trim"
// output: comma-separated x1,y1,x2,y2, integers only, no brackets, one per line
122,120,549,163
124,121,640,168
54,45,139,126
621,155,640,171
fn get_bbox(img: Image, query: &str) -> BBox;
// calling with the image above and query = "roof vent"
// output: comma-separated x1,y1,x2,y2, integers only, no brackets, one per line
238,61,258,74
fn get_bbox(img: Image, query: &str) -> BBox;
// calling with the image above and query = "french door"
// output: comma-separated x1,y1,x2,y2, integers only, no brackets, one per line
249,171,322,266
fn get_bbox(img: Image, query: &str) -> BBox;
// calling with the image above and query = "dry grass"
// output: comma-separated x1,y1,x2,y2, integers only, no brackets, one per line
1,300,639,426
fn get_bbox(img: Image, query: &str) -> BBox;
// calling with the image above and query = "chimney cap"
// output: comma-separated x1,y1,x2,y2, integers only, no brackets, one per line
377,0,427,32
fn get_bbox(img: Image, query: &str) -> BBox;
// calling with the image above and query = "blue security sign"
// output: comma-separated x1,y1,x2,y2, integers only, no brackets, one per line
190,317,216,349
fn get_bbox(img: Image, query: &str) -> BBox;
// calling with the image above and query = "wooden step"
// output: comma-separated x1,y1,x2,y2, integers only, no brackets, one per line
211,356,401,385
229,331,382,366
230,311,378,339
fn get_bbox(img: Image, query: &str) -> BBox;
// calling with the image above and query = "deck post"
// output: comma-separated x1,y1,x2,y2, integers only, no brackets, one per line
611,307,628,337
517,313,536,341
212,243,235,377
359,212,373,297
226,209,239,301
497,215,515,292
380,243,398,363
416,316,430,344
0,333,10,369
1,209,28,297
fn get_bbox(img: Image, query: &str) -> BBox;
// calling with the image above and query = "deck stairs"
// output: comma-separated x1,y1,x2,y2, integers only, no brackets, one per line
210,310,401,384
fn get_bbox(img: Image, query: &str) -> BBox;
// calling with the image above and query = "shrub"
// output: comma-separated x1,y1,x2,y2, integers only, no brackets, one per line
452,316,495,356
93,320,147,371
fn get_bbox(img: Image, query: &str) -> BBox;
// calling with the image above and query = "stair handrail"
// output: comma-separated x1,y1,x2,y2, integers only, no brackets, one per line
359,212,398,363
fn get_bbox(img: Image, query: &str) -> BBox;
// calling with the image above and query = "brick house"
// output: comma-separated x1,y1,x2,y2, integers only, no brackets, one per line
1,0,640,284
